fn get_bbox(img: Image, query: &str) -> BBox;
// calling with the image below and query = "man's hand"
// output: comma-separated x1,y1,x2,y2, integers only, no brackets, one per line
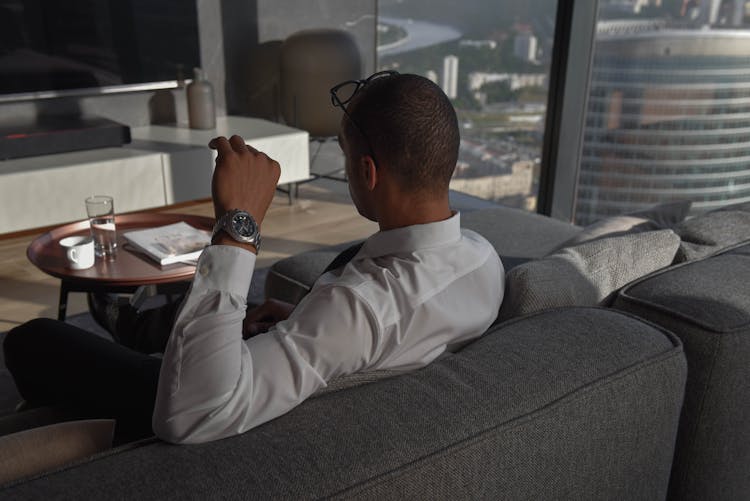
242,299,295,339
209,135,281,227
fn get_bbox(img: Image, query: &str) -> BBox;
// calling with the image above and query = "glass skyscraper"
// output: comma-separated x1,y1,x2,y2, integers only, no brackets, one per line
576,20,750,224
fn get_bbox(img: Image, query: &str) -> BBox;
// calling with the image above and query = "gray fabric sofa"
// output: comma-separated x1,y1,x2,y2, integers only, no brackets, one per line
261,203,750,500
1,308,685,500
2,203,748,500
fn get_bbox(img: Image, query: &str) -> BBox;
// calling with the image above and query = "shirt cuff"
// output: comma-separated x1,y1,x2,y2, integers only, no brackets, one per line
192,245,256,299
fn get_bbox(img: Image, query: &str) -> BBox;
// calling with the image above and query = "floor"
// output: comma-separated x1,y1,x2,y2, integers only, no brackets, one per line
0,177,378,333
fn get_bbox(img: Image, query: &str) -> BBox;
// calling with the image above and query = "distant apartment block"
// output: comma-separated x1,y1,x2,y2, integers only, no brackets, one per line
513,33,538,63
576,21,750,224
451,138,539,210
599,0,663,17
442,55,459,99
459,39,497,49
468,72,548,92
451,160,536,211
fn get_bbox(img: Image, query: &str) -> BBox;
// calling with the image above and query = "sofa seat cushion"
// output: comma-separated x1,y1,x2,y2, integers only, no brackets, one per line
612,241,750,500
498,229,680,321
0,308,686,500
616,241,750,331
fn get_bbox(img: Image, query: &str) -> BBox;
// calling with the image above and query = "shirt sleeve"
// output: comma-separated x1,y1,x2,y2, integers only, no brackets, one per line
152,244,254,444
152,246,378,444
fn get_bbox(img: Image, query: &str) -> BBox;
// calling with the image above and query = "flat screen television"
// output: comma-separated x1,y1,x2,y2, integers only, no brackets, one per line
0,0,201,103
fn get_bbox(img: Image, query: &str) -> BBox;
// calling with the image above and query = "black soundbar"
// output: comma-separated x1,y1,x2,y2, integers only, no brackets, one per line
0,116,131,160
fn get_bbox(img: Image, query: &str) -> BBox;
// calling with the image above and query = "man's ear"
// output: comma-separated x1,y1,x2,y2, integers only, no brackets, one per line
360,155,378,191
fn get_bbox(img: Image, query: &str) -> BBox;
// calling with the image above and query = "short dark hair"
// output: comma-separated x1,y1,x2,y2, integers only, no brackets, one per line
345,73,459,194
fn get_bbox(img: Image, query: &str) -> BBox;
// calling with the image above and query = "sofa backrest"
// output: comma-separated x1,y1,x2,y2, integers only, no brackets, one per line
614,240,750,501
265,206,582,306
0,308,685,500
461,206,581,262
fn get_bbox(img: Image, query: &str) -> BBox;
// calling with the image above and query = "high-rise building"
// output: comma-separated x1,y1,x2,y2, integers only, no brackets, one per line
513,33,538,63
576,20,750,224
442,55,459,99
599,0,662,17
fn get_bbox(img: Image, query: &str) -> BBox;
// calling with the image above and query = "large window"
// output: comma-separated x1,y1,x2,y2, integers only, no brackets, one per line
574,0,750,224
376,0,559,212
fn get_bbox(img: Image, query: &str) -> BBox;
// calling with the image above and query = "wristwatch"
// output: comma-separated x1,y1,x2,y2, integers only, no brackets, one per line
212,209,261,250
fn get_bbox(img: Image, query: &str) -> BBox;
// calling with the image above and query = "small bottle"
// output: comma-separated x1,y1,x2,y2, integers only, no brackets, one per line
187,67,216,129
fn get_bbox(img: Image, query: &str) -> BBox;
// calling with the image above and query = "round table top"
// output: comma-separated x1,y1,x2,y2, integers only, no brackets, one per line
28,212,215,287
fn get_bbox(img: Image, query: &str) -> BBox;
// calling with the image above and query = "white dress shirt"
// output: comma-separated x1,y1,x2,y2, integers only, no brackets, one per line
153,213,504,444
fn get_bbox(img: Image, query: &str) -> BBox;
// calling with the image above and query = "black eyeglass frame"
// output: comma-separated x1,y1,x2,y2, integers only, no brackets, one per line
330,70,399,168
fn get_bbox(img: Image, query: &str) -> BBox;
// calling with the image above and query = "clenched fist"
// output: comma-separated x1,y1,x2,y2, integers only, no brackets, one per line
209,135,281,227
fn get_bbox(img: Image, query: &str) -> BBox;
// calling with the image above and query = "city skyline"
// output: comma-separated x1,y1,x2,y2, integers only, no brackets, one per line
377,0,750,221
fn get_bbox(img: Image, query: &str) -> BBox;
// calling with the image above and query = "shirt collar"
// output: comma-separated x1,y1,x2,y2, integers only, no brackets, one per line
355,212,461,260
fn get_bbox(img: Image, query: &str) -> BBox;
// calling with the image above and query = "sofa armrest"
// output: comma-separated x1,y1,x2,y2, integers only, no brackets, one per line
613,240,750,500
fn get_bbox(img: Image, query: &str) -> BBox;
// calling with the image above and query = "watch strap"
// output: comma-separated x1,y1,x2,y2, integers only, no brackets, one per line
211,212,230,240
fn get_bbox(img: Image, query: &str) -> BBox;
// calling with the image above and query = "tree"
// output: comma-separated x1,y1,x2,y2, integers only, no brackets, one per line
482,80,513,103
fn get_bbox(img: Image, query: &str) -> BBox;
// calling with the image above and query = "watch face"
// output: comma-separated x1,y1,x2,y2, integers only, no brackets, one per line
231,212,256,237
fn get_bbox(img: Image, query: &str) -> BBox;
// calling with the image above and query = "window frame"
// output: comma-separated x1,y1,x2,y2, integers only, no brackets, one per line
537,0,599,222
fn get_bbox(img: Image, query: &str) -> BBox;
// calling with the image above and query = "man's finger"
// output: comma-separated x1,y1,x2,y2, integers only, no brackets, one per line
242,321,274,339
229,135,247,154
245,302,271,323
209,136,232,157
251,322,274,333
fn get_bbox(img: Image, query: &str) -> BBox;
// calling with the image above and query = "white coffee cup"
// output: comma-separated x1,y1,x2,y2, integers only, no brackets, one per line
60,236,95,270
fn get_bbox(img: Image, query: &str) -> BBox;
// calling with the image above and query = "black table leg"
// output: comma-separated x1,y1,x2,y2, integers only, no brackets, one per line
58,281,70,321
55,282,153,323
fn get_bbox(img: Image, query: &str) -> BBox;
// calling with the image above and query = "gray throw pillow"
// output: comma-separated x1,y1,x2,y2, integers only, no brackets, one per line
627,200,693,228
560,200,692,248
498,229,681,321
675,202,750,262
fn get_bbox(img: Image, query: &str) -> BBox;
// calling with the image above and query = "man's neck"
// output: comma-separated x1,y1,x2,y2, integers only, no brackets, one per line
376,191,453,231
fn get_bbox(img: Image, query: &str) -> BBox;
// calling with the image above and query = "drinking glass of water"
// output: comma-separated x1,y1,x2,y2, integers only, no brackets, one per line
85,195,117,258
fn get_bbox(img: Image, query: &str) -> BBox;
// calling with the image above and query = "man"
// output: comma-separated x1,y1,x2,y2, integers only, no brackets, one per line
4,72,503,444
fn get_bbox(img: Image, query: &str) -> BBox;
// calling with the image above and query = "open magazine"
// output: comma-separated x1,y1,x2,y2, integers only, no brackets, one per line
123,221,211,266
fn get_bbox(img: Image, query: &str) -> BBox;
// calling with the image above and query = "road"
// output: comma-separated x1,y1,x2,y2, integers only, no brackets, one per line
377,16,462,56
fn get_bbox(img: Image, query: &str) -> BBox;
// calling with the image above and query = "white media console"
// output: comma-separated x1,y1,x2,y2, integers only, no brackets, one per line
0,117,310,234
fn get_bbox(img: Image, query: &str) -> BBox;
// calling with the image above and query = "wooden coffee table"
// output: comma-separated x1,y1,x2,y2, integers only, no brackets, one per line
28,212,214,320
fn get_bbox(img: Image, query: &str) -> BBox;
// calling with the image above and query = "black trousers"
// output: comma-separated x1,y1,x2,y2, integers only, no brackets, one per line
3,318,161,441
